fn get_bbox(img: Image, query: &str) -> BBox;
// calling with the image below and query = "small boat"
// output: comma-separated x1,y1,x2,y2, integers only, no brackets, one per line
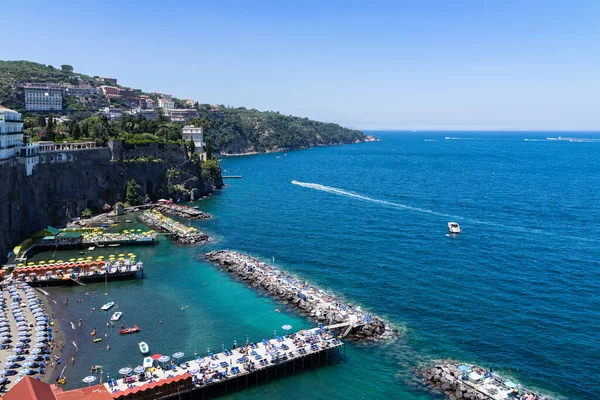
111,312,122,321
108,244,121,247
138,341,149,355
119,325,140,335
448,222,461,234
93,337,102,343
88,246,95,251
101,302,115,311
126,220,132,223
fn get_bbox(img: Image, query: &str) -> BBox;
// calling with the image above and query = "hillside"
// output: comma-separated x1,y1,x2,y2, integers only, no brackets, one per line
0,60,367,154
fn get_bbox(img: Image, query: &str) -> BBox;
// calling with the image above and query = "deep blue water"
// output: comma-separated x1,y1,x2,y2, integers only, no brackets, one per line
43,131,600,399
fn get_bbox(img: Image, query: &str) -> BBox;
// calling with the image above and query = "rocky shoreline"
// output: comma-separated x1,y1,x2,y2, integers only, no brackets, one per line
138,210,208,244
205,250,392,340
418,361,550,400
153,204,211,220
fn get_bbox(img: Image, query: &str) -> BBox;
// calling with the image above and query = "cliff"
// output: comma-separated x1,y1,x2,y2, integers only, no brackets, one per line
0,144,222,264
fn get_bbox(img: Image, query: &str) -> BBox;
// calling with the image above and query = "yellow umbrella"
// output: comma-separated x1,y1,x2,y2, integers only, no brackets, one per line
137,229,142,232
38,261,46,265
118,257,125,261
118,254,125,257
123,230,129,234
77,258,84,261
69,258,76,262
57,260,64,263
27,262,34,266
98,256,105,259
17,263,24,267
49,260,55,263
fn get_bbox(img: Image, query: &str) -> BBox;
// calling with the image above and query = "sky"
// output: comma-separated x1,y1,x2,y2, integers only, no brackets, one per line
3,0,600,131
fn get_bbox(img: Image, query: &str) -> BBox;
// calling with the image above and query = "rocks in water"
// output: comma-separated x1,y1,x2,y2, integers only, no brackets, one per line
205,250,389,340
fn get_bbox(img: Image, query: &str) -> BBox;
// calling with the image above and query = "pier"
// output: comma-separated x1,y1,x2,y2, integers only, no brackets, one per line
139,210,208,244
154,202,211,220
205,250,389,340
10,258,143,287
99,327,344,399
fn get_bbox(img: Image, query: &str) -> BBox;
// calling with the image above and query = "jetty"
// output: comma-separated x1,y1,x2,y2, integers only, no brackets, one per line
99,326,344,399
10,258,143,287
139,210,208,244
205,250,388,340
419,361,550,400
154,202,211,220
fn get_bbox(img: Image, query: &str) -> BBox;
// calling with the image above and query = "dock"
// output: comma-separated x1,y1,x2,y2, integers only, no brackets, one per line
99,327,344,399
11,259,143,287
154,203,211,220
139,210,208,244
205,250,389,340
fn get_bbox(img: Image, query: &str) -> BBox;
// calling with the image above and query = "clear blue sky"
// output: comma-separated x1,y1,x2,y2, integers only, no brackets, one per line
4,0,600,130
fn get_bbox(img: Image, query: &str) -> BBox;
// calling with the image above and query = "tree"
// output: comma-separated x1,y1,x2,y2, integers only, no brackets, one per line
81,208,93,218
125,179,142,206
46,117,55,141
61,65,74,73
70,122,81,140
205,139,213,160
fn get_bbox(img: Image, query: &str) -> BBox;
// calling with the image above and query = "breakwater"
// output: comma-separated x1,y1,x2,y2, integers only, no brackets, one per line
154,204,211,220
205,250,389,340
139,210,208,244
419,361,550,400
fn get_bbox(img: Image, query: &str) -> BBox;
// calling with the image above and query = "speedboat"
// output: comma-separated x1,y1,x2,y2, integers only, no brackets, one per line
111,312,122,321
448,222,461,234
138,341,149,355
88,246,95,251
100,302,115,311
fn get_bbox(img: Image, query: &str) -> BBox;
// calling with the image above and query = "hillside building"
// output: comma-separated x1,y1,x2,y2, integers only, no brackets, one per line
182,125,204,152
157,94,174,110
21,83,63,111
168,108,198,123
0,106,24,160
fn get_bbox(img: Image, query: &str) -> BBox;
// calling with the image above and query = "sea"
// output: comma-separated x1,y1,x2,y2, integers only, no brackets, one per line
32,131,600,399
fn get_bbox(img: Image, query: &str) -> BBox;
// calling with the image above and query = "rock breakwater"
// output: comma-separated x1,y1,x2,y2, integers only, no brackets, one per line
418,361,550,400
205,250,390,340
139,210,208,244
154,204,211,220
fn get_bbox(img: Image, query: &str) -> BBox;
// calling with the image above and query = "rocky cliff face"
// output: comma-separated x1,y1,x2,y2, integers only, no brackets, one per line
0,145,222,264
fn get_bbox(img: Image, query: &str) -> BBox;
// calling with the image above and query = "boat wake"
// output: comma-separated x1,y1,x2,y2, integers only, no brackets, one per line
290,181,590,239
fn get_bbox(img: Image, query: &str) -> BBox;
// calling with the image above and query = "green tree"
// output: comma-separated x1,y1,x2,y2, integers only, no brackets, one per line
70,122,81,140
125,179,142,206
61,64,74,73
81,208,93,218
46,117,56,141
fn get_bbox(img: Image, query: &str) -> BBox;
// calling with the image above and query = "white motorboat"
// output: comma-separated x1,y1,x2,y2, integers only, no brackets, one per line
448,222,461,234
139,341,150,355
111,312,122,321
88,246,95,251
101,302,115,311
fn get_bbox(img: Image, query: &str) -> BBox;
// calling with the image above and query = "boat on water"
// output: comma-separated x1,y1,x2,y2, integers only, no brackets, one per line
88,246,95,251
448,222,461,234
111,311,122,321
101,302,115,311
93,337,102,343
119,325,140,335
138,341,150,355
108,244,121,247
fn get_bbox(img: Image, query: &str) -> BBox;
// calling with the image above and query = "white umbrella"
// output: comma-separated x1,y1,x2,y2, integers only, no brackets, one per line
119,367,132,375
133,365,145,374
82,375,97,386
282,324,292,331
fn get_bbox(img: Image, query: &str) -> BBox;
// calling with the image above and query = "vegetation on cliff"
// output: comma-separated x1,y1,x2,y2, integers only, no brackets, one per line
1,60,365,154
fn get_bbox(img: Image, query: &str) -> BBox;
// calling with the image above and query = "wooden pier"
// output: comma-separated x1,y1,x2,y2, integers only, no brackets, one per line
101,327,344,399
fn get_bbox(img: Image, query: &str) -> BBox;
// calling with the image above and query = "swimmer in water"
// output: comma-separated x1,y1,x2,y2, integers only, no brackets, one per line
275,309,281,313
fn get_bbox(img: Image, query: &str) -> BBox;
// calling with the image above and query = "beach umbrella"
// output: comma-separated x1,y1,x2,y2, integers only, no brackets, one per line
282,324,292,331
31,348,41,355
69,258,76,262
27,262,34,266
134,365,145,374
26,355,36,361
34,342,45,348
48,260,55,263
0,370,6,376
119,254,125,257
38,261,45,265
172,352,184,363
57,260,64,263
209,361,219,370
19,369,31,375
189,368,199,375
6,356,17,362
119,367,132,375
82,375,97,386
23,362,34,367
505,380,517,389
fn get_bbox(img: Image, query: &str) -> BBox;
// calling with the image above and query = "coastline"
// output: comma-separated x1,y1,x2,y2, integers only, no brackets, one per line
219,137,377,157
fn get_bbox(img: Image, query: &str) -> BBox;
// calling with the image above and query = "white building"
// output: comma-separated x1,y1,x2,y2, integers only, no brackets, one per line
182,125,204,152
100,106,122,121
22,83,63,111
0,106,24,160
0,106,39,175
157,94,174,110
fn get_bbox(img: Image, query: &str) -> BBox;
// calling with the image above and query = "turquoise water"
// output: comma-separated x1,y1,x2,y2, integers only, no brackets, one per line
45,131,600,399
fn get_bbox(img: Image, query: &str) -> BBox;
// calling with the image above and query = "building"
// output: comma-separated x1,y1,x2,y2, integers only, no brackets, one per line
60,83,97,97
99,85,121,99
0,105,24,160
184,98,196,108
157,94,174,110
127,108,159,121
21,83,63,111
182,125,204,152
168,108,198,122
100,106,122,121
138,95,155,109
